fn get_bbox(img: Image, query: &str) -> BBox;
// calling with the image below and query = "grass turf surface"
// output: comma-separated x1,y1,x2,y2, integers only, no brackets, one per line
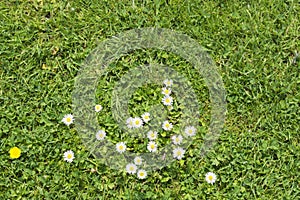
0,0,299,199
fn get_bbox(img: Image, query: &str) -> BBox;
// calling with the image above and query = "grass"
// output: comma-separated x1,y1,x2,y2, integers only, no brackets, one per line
0,0,299,199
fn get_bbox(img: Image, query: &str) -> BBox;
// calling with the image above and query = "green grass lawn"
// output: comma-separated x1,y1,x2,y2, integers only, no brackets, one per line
1,0,299,199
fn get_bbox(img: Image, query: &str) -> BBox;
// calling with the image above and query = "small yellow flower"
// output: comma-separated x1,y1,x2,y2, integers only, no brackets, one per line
9,147,21,159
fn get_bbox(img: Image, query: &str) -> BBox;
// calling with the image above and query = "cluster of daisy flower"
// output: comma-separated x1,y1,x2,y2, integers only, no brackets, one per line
61,114,76,163
125,112,161,155
170,126,197,159
161,79,197,160
57,89,219,184
147,130,158,152
126,112,150,129
61,104,104,162
59,81,203,180
161,79,174,109
125,156,147,179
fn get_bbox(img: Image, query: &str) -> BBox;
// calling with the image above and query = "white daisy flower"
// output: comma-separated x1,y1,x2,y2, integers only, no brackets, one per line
137,169,147,179
94,104,103,112
162,95,173,106
205,172,217,184
147,130,158,140
163,79,173,87
147,141,157,152
141,112,151,123
133,117,143,128
171,135,183,145
162,120,173,131
167,105,173,110
173,147,185,160
161,87,172,96
185,126,197,137
134,156,143,165
63,150,75,163
126,117,134,129
116,142,126,153
62,114,74,126
96,130,106,140
126,163,137,174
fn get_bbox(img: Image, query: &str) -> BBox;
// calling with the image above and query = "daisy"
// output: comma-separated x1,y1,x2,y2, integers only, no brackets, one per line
137,169,147,179
126,163,137,174
9,147,21,159
63,150,75,163
62,114,74,126
147,141,157,152
134,156,143,165
91,168,97,173
161,87,172,96
147,130,158,140
94,104,103,112
167,105,173,111
126,117,134,129
141,112,151,123
173,147,185,160
205,172,217,184
163,79,173,87
185,126,197,137
162,95,173,106
116,142,126,153
133,117,143,128
171,135,183,145
162,121,173,131
96,130,106,140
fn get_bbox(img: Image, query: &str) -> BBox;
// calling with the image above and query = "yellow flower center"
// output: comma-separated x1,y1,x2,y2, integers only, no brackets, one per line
135,121,140,125
188,130,192,134
119,146,124,150
208,175,213,181
67,154,72,159
177,151,181,156
66,117,72,123
140,172,144,176
166,124,170,128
